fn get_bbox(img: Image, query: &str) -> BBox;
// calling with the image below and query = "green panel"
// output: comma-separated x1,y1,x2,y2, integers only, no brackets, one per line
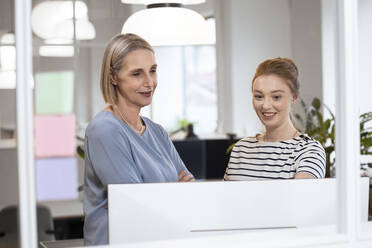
35,71,74,114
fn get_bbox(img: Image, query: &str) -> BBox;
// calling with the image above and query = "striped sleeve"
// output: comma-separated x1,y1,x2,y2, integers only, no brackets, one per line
295,141,326,178
224,139,249,181
223,142,238,181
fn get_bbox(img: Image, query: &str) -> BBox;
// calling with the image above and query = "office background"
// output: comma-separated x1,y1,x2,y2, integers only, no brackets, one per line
0,0,371,246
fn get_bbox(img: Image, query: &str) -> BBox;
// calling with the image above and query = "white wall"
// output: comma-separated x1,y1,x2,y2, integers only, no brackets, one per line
214,0,233,134
321,0,337,116
359,0,372,116
152,47,185,129
290,0,323,107
322,0,372,118
88,47,106,119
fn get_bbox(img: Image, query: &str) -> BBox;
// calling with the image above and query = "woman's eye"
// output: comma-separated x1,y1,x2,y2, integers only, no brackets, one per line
273,95,281,100
254,95,263,99
132,72,141,76
150,69,157,74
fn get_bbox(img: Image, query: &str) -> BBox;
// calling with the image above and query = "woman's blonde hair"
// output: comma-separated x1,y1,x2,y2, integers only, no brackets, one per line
100,33,154,104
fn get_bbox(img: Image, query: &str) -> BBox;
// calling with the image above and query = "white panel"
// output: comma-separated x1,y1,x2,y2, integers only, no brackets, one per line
108,178,369,244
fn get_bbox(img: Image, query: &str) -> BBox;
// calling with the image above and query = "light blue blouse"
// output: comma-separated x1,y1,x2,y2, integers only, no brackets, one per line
83,111,189,246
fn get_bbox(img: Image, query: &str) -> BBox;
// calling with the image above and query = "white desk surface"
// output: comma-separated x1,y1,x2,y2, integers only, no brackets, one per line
39,199,83,218
0,200,83,219
78,224,372,248
0,138,16,149
40,239,83,248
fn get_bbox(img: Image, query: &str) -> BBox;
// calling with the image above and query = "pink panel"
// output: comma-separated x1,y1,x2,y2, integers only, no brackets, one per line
34,115,76,158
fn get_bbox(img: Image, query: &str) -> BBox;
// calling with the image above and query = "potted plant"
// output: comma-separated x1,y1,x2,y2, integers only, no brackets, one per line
295,97,372,177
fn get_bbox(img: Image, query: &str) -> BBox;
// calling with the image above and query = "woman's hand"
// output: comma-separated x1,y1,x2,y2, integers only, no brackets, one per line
294,172,316,179
178,170,195,182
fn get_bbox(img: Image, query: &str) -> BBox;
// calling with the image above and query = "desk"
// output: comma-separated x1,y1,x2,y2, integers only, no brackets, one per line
108,178,369,244
40,200,84,240
0,139,16,149
40,239,83,248
40,200,83,218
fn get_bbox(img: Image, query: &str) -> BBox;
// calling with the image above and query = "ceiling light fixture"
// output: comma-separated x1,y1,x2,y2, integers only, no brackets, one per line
0,33,16,88
121,0,214,46
0,33,16,71
31,1,95,57
39,46,75,57
32,0,95,41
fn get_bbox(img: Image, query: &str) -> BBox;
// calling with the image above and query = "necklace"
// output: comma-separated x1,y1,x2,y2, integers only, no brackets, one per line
263,129,299,142
113,105,145,135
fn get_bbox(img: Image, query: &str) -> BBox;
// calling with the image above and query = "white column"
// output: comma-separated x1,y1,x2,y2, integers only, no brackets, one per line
321,0,337,116
336,0,360,242
15,0,37,247
214,0,233,134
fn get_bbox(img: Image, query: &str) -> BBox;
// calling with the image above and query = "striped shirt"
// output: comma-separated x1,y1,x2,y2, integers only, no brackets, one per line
224,134,326,180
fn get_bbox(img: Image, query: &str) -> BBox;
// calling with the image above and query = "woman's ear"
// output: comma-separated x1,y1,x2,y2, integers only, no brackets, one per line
292,94,298,105
110,73,117,86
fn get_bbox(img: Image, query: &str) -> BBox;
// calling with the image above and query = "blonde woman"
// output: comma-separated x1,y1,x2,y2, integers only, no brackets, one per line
224,58,326,181
83,34,194,245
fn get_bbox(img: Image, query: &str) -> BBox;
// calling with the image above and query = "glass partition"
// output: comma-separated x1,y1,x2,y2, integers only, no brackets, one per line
358,0,372,235
11,0,372,246
0,0,21,246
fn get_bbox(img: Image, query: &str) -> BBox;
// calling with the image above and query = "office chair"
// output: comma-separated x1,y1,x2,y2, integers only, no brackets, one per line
0,205,56,248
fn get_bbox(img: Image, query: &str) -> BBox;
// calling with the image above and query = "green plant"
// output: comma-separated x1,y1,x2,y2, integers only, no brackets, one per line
295,97,372,177
360,112,372,156
169,118,196,137
76,135,85,159
77,145,85,159
294,98,335,177
176,118,195,131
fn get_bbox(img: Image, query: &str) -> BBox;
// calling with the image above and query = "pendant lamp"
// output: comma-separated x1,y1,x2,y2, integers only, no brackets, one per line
31,0,96,57
121,1,214,46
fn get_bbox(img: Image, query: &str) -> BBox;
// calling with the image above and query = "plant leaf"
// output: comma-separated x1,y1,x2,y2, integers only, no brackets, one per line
77,145,85,159
323,103,335,120
325,146,335,154
312,97,321,110
360,112,372,125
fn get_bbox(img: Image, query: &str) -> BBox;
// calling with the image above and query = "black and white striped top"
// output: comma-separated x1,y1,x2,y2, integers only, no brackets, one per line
224,134,326,180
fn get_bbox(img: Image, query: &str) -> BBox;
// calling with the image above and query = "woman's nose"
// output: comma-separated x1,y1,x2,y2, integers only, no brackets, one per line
262,97,272,109
143,73,154,87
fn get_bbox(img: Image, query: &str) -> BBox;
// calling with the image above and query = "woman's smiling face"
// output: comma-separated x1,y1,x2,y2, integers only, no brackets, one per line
252,74,296,130
114,49,157,108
